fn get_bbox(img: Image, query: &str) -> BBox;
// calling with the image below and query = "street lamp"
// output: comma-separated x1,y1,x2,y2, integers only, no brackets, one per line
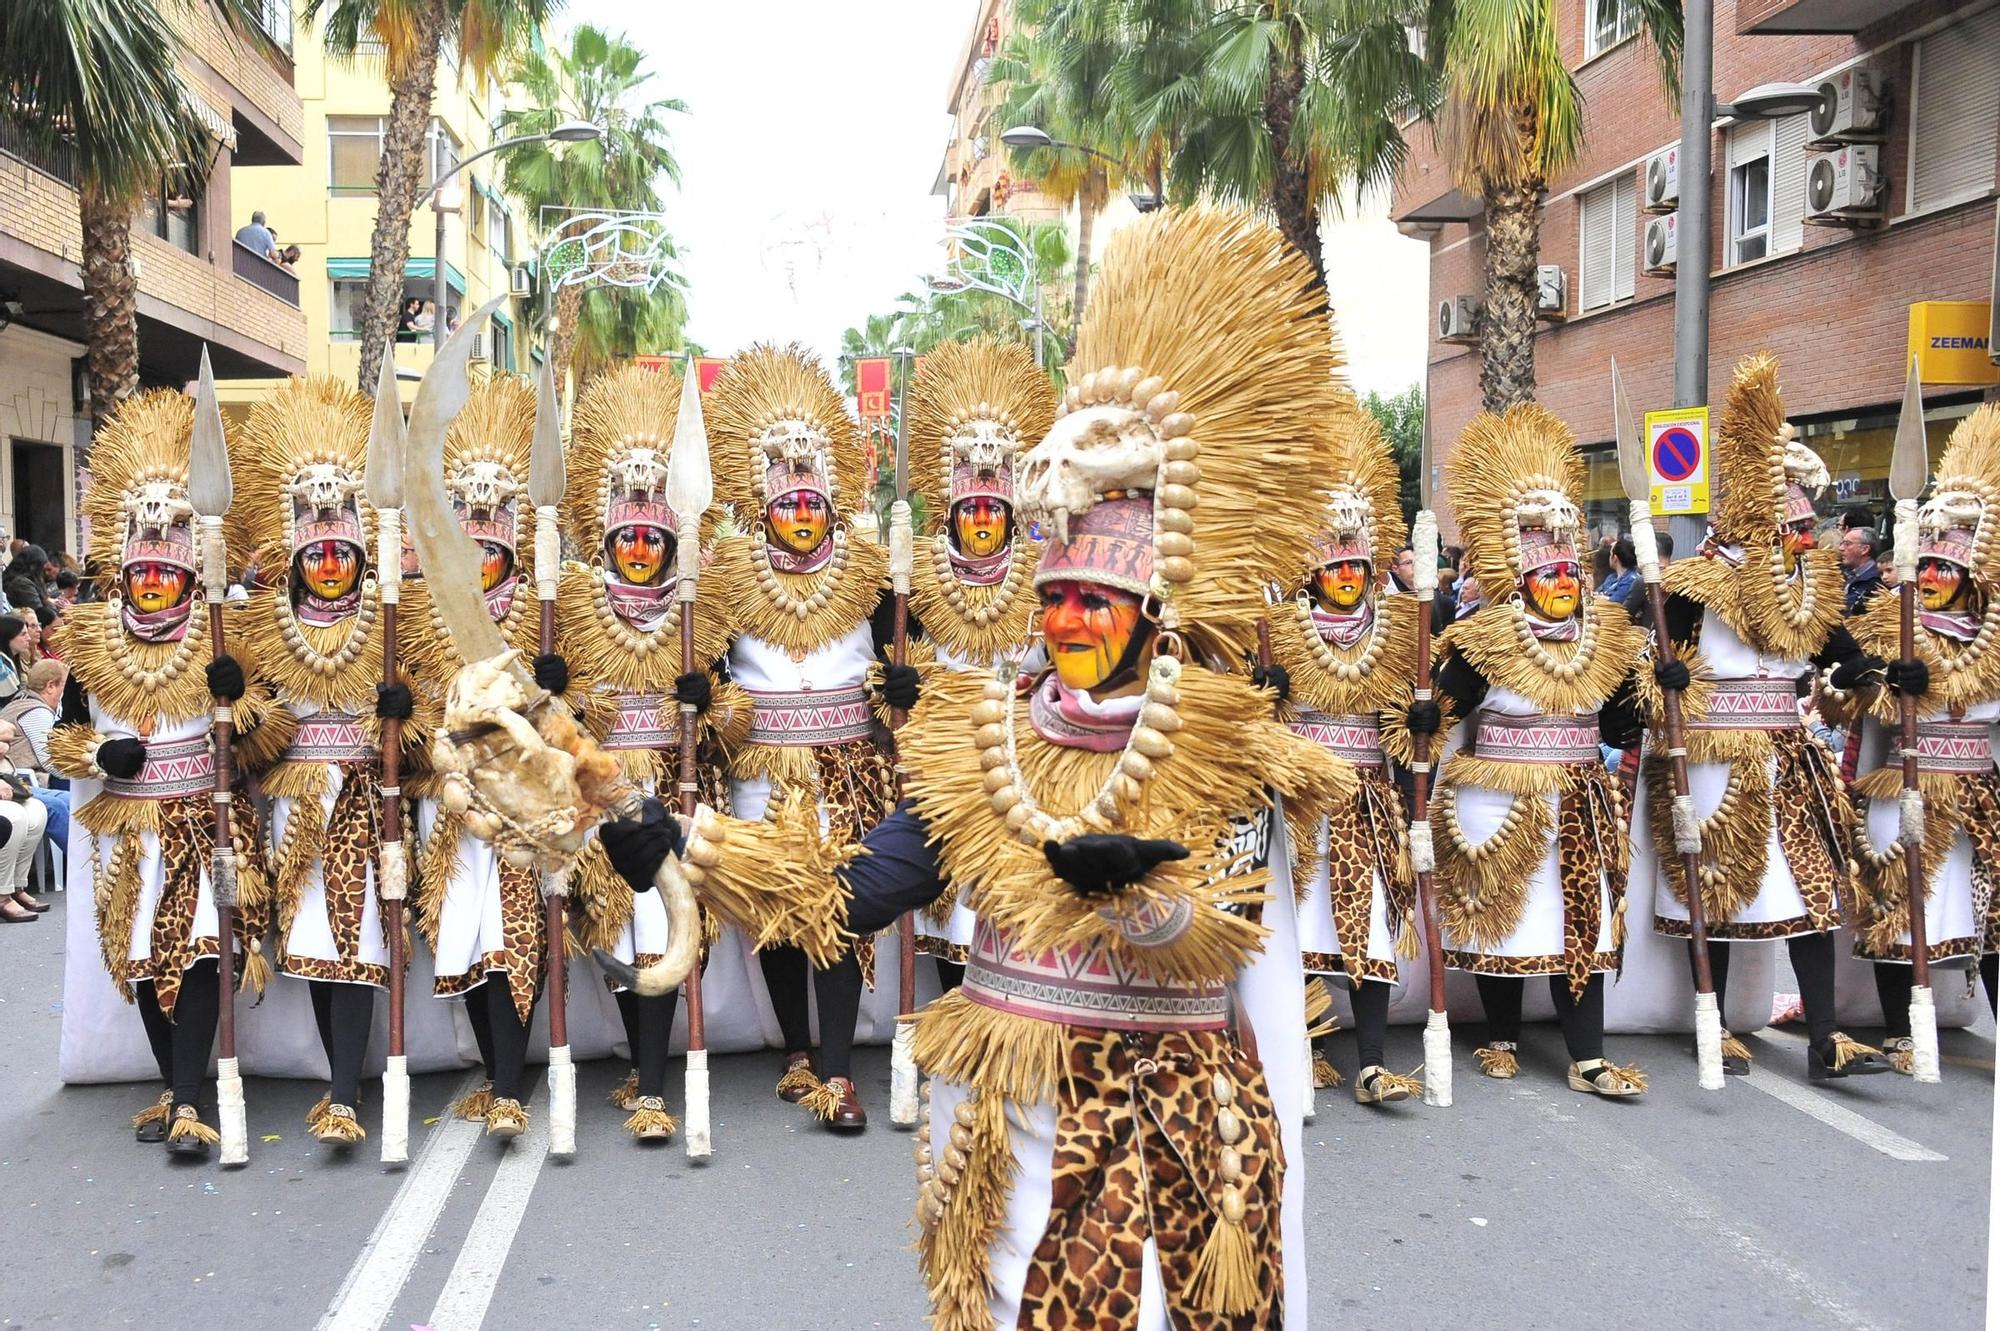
928,218,1063,367
999,124,1162,213
421,120,604,352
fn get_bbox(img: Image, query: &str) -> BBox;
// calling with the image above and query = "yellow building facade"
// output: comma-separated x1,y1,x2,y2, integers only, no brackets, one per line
224,9,550,410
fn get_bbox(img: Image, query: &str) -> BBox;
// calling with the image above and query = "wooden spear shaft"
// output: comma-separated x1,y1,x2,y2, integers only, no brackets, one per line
1898,575,1933,990
678,603,706,1053
205,595,239,1062
1644,582,1717,993
541,598,569,1058
381,592,405,1066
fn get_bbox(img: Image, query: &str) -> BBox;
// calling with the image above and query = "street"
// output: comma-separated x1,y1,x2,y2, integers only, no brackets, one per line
3,896,1989,1331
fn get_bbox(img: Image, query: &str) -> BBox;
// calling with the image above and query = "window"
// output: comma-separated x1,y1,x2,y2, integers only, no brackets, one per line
468,181,487,243
1577,173,1635,311
427,119,460,188
139,174,202,255
488,203,511,263
1585,0,1638,58
329,115,384,194
1908,7,2000,214
1726,121,1773,265
330,278,369,339
490,318,515,374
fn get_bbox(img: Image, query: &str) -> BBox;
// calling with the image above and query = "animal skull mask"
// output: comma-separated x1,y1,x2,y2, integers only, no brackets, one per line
1017,405,1164,544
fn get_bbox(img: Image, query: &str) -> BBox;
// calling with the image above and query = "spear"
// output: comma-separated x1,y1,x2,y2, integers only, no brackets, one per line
188,349,249,1164
1890,356,1941,1084
887,346,919,1129
531,355,578,1154
1614,360,1723,1091
1408,446,1451,1108
366,354,412,1163
666,356,715,1158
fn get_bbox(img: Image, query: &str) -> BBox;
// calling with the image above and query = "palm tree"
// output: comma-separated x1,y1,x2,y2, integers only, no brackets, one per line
496,24,686,386
1322,0,1680,410
0,0,261,422
306,0,556,394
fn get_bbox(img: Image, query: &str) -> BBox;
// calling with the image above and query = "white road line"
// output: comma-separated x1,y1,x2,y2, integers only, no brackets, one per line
1741,1067,1949,1162
1516,1087,1884,1331
316,1073,486,1331
425,1102,551,1331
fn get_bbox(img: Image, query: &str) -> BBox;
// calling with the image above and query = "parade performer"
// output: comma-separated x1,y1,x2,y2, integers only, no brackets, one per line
1433,405,1650,1097
1849,403,2000,1069
555,364,739,1142
903,338,1053,985
1270,401,1426,1105
603,210,1345,1328
50,389,286,1156
401,375,557,1139
235,378,416,1146
703,344,911,1131
1635,353,1890,1081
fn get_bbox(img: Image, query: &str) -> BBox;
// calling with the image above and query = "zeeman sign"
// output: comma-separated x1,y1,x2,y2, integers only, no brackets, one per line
1907,302,2000,385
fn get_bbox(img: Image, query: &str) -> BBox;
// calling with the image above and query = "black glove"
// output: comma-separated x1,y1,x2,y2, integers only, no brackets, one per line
881,662,921,712
533,652,569,696
674,670,712,715
1251,662,1291,703
1886,658,1930,698
205,654,246,702
598,798,685,893
1652,659,1691,693
376,681,414,721
1829,653,1885,692
1405,700,1442,735
1043,834,1189,899
97,737,147,780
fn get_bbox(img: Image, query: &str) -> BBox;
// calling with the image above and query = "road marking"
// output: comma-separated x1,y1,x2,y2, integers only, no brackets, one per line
1942,1053,1994,1071
1741,1067,1948,1162
1516,1086,1884,1331
316,1073,485,1331
425,1102,550,1331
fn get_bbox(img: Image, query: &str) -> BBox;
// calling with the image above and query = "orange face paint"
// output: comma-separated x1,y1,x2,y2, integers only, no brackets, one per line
478,540,515,593
296,540,361,600
765,490,831,556
1522,561,1580,620
1918,558,1970,612
1040,579,1146,691
1781,520,1816,574
1310,559,1370,612
952,497,1012,558
609,523,671,587
125,561,192,613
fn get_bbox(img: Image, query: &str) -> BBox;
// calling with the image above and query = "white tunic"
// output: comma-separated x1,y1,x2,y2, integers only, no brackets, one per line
272,700,389,986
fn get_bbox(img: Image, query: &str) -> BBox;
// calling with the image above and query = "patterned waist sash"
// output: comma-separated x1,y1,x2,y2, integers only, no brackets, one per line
1686,677,1799,732
105,735,213,799
744,685,872,748
1474,713,1600,765
605,691,675,750
1912,718,1996,775
961,918,1228,1032
285,711,374,764
1288,711,1384,767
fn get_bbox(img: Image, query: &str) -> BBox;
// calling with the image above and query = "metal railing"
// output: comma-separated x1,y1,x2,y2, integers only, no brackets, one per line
0,115,77,187
254,0,293,55
232,240,300,306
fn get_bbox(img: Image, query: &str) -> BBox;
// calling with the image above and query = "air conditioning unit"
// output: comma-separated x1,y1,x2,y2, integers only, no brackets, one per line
1644,213,1678,275
510,264,533,297
468,331,489,362
1536,265,1568,319
1644,147,1679,213
1806,144,1885,222
1808,68,1885,146
1437,295,1481,343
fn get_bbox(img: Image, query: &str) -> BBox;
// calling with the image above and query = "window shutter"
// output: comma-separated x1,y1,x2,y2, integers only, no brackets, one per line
1613,174,1637,301
1579,183,1612,310
1770,113,1810,254
1911,8,2000,212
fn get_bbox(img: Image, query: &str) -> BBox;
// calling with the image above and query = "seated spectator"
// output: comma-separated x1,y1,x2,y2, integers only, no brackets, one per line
0,617,25,703
234,210,278,262
0,717,47,921
3,544,53,619
52,569,77,608
2,659,67,848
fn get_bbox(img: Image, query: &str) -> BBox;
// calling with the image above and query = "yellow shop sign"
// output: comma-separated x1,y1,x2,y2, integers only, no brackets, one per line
1907,301,2000,386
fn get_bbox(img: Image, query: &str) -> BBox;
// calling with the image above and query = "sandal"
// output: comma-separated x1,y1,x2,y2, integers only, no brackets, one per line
133,1091,173,1144
1354,1065,1423,1105
165,1104,218,1157
1809,1032,1890,1081
1474,1042,1518,1079
1567,1059,1647,1098
623,1095,678,1143
1719,1030,1752,1076
1880,1036,1915,1076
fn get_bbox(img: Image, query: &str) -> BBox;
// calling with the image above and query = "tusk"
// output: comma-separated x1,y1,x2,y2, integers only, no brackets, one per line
600,852,701,997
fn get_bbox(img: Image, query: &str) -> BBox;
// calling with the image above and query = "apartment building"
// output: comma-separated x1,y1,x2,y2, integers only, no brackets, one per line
1395,0,2000,533
0,2,308,556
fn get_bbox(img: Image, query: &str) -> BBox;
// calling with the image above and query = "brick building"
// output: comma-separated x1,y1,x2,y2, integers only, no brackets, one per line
0,2,308,557
1394,0,2000,536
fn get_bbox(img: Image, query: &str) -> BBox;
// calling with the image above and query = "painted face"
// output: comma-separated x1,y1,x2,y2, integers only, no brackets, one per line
952,497,1012,558
296,540,362,601
1522,561,1581,621
1781,519,1816,574
478,541,514,594
1918,557,1973,613
1040,579,1148,692
608,523,672,587
1310,559,1371,613
123,561,192,614
765,490,831,556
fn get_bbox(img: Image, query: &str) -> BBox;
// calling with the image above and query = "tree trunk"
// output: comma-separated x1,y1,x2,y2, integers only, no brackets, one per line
1477,171,1544,413
1071,186,1096,327
357,0,448,395
77,185,140,436
551,282,584,390
1261,27,1326,292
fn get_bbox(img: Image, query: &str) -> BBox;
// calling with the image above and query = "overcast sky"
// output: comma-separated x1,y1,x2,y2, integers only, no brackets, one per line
565,0,1429,398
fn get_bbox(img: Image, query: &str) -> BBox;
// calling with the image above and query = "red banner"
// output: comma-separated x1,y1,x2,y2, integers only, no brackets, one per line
632,354,729,395
854,356,892,427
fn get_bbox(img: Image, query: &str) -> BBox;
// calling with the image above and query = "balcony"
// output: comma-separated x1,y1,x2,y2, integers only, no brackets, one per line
1737,0,1928,33
232,240,299,306
0,115,76,187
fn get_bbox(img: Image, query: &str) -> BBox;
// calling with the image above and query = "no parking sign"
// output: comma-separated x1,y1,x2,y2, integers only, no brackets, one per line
1643,406,1710,515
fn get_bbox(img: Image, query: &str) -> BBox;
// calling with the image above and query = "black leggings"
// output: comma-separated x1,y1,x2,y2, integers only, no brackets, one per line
759,943,863,1080
1475,972,1606,1063
613,987,681,1099
478,977,537,1102
1873,955,2000,1037
934,958,965,994
308,980,376,1106
134,959,220,1110
1323,979,1391,1069
1692,935,1839,1048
